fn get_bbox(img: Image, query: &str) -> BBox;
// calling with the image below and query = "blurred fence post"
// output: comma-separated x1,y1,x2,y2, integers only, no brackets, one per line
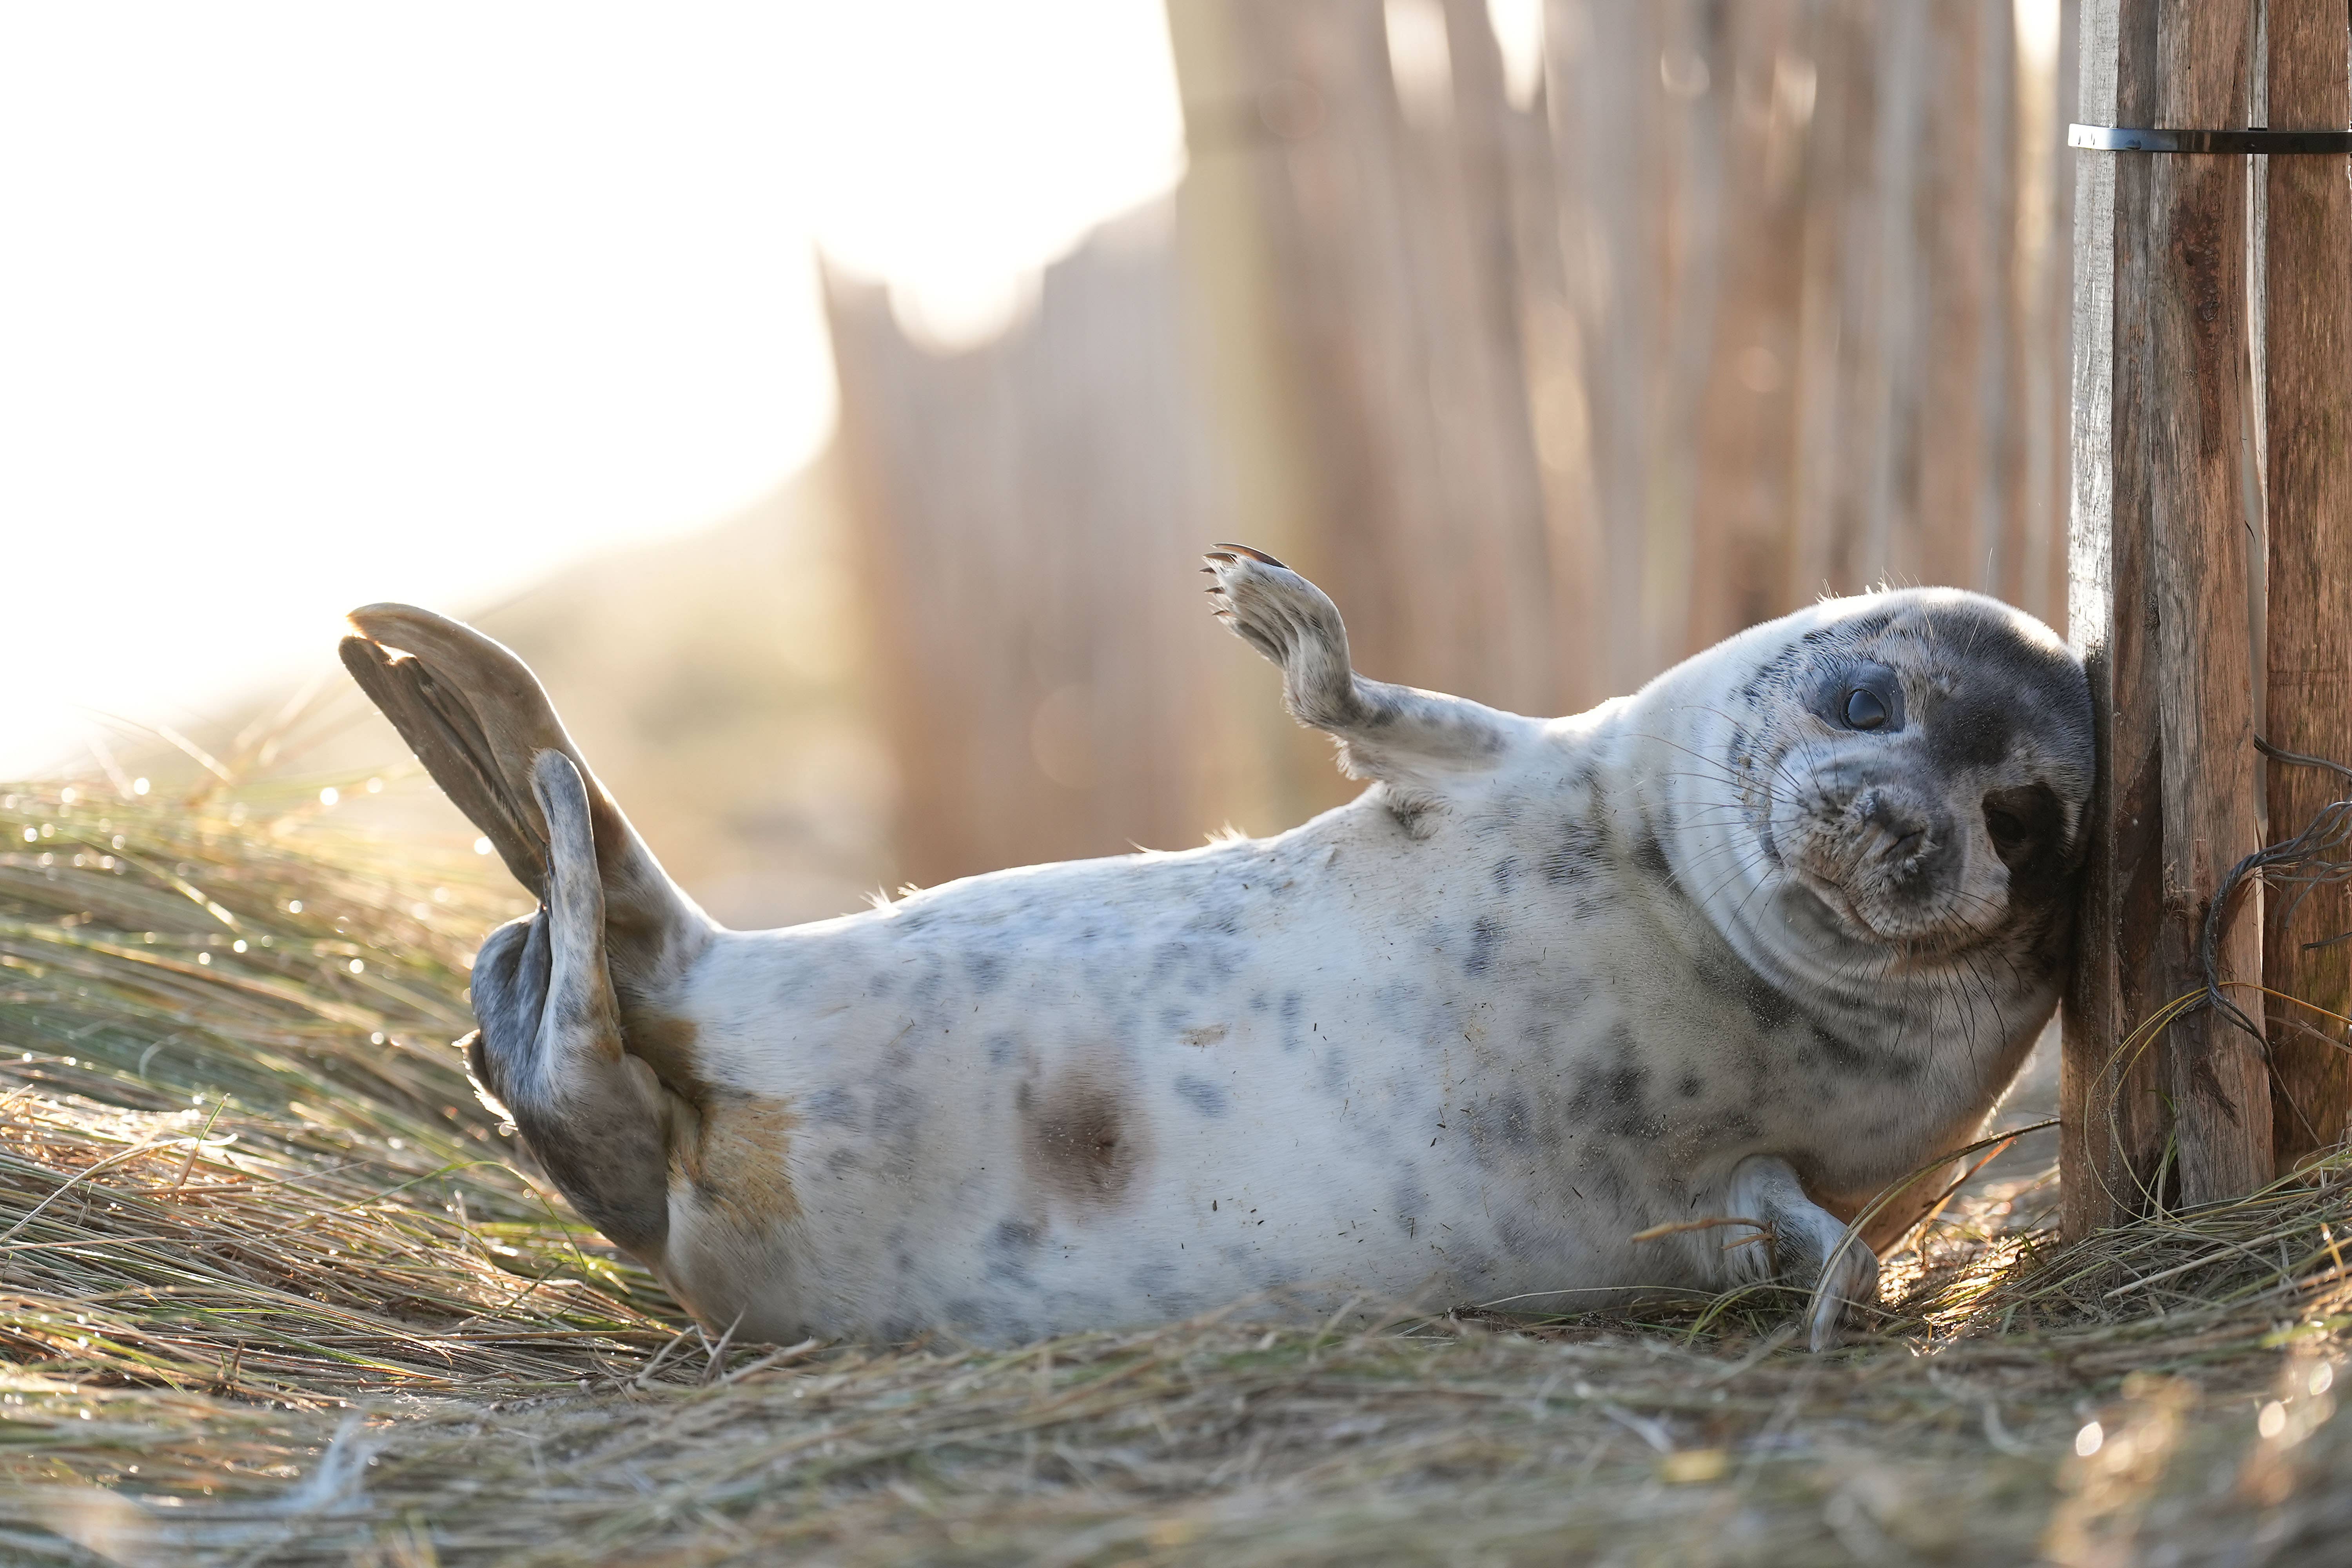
823,217,1234,888
830,1,2084,886
1177,0,1568,716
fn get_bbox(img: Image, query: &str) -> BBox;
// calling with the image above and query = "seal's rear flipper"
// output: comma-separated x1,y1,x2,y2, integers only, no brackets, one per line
465,751,675,1261
1203,546,1527,822
339,603,709,995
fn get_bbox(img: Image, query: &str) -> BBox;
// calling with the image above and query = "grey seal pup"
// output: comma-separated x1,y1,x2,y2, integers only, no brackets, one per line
340,546,2092,1350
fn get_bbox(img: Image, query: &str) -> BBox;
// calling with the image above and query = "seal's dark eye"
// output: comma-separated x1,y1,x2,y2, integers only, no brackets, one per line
1816,660,1904,733
1982,786,2058,873
1985,807,2027,853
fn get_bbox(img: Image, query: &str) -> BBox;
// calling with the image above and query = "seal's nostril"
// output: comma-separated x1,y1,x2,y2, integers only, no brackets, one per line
1849,790,1929,864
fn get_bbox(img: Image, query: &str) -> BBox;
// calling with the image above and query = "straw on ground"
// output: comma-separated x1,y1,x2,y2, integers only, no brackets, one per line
2,777,2348,1565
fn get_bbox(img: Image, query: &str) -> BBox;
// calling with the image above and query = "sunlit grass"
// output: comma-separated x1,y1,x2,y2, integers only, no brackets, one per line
0,776,675,1410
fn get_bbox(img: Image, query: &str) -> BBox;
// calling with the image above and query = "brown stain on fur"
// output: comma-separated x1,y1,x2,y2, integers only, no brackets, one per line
625,1012,802,1230
671,1092,804,1229
625,1012,704,1089
1020,1061,1152,1211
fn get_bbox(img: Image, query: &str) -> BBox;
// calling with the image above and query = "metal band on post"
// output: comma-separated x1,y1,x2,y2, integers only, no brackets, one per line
2070,123,2352,153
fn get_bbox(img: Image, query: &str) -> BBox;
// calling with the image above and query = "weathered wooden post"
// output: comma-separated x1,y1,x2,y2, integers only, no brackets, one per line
2065,0,2352,1233
2263,0,2352,1169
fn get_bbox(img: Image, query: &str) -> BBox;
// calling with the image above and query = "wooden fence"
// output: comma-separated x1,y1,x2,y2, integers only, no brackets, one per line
830,0,2083,889
2065,0,2352,1232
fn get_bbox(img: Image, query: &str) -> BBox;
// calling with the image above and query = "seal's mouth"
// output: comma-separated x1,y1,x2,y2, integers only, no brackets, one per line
1787,866,1880,938
1766,781,2002,951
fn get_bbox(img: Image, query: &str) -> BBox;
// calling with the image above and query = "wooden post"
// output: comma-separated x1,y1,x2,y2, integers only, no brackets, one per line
2263,0,2352,1168
2065,0,2273,1236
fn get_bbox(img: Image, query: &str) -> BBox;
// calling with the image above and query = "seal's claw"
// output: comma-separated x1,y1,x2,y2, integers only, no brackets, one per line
1210,541,1290,569
1203,548,1330,676
1805,1240,1880,1352
1201,549,1335,668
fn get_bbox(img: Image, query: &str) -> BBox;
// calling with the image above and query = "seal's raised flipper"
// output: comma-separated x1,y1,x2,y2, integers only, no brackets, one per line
1722,1154,1881,1352
1204,546,1522,817
339,603,709,996
464,751,675,1260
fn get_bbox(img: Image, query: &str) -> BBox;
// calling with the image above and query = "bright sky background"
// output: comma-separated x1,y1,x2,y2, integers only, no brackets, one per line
0,2,1187,774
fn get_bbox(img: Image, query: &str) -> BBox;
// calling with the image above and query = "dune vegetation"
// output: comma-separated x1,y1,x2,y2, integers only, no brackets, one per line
2,773,2349,1565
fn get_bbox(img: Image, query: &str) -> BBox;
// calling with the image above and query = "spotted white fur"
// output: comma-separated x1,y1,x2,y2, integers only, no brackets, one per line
343,547,2092,1352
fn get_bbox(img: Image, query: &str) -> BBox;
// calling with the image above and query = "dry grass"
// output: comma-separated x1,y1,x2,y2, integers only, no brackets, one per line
4,776,2351,1565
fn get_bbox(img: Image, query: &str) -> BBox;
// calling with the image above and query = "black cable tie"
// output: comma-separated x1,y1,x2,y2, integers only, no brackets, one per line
2071,123,2352,154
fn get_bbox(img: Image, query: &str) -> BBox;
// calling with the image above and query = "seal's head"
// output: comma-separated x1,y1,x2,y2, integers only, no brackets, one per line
1726,589,2094,958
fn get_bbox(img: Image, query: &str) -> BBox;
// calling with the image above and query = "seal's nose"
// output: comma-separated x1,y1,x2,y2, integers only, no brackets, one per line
1853,788,1930,866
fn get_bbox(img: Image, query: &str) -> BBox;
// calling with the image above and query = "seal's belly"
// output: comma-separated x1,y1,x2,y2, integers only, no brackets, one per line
667,926,1537,1337
646,868,1840,1342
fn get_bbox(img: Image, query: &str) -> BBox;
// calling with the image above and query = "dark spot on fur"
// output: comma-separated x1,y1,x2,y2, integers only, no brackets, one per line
1805,611,1896,648
806,1087,859,1127
1808,1023,1921,1082
966,952,1007,993
1563,1032,1659,1139
1804,1025,1854,1069
871,1081,922,1141
1572,1148,1637,1207
1318,1046,1350,1095
1702,956,1797,1032
1389,1177,1430,1234
1541,822,1604,885
1175,1074,1230,1117
1465,1090,1538,1153
1677,1074,1702,1100
1632,830,1673,887
991,1217,1044,1256
1924,693,2015,771
1491,1206,1549,1261
1465,915,1504,976
1021,1063,1152,1211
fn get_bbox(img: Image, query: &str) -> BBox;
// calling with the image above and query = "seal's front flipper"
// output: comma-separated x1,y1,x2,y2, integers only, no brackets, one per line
1722,1154,1880,1352
466,751,675,1261
1203,546,1524,820
339,603,708,996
